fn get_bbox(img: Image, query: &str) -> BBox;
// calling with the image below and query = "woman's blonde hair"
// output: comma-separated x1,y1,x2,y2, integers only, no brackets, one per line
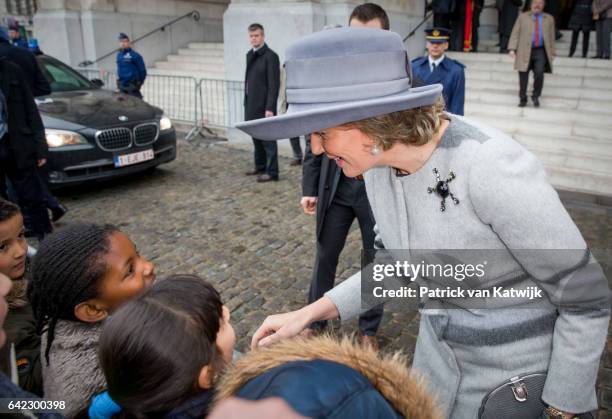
341,96,448,149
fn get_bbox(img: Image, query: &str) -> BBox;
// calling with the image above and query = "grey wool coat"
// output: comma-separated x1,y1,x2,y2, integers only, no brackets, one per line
41,320,105,417
325,116,610,418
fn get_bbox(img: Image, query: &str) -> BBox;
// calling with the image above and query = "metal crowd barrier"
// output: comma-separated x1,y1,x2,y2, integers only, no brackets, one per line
76,68,245,140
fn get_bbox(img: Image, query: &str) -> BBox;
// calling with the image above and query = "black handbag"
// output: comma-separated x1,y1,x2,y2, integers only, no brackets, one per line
479,372,547,419
479,373,596,419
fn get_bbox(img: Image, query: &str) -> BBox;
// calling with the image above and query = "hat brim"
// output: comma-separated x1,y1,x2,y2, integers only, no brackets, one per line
236,84,443,140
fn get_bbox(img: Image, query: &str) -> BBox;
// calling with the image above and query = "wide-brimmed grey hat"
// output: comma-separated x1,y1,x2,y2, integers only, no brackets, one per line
236,27,443,140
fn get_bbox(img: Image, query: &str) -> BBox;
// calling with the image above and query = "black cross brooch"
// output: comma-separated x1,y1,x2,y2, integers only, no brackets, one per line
427,168,460,212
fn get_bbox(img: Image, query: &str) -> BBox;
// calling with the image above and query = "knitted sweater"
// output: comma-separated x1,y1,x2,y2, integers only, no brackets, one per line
325,115,610,417
41,320,105,418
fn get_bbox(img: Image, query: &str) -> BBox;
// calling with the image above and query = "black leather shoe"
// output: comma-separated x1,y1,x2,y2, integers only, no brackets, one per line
532,97,540,108
50,204,68,222
289,159,302,166
256,174,279,183
245,169,264,176
518,101,527,107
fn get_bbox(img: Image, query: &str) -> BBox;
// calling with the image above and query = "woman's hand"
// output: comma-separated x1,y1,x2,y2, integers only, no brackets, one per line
251,297,340,349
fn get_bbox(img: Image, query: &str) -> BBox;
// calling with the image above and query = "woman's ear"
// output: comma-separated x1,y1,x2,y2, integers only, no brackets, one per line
198,365,214,389
74,300,109,323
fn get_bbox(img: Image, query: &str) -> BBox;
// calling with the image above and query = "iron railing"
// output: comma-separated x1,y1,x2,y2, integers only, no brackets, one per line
78,10,201,68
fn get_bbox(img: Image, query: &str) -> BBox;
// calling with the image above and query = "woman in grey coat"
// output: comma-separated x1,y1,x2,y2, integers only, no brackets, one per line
238,28,610,419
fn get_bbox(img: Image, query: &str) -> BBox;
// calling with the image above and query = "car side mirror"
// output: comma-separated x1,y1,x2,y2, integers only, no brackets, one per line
90,78,104,88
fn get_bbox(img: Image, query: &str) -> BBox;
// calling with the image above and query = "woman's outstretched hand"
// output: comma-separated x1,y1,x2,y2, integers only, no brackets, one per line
251,297,340,350
250,309,311,349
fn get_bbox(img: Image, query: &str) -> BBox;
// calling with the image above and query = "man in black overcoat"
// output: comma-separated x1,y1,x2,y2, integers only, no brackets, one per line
0,58,52,239
244,23,280,183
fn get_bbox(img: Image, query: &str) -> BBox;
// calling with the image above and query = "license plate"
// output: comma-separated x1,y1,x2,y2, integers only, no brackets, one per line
114,149,154,167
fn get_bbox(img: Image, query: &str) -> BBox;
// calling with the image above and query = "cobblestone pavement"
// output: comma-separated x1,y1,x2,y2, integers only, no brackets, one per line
55,140,612,414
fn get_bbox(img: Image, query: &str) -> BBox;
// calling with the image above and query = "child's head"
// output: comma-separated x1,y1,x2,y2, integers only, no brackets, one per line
98,274,235,416
0,199,27,280
28,223,155,362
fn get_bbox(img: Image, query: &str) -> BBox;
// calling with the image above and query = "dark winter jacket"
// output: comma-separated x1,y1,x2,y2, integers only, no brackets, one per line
163,390,214,419
0,58,47,170
0,38,51,97
569,0,595,30
214,336,441,419
244,43,280,121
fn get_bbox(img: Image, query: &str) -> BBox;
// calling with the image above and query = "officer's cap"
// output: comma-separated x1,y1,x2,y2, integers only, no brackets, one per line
425,27,451,43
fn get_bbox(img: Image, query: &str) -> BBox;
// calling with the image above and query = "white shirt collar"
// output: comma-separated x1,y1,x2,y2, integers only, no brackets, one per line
428,54,445,70
252,44,264,52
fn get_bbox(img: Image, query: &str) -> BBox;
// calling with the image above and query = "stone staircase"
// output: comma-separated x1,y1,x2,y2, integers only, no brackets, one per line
146,42,231,128
447,46,612,197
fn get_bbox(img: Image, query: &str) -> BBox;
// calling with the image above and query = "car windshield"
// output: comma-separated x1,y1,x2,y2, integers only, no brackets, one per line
37,57,96,92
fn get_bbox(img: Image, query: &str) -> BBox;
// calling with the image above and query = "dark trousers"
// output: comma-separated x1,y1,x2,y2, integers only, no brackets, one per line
308,200,384,335
252,138,278,178
289,137,303,161
0,140,52,239
596,18,611,58
499,34,511,53
519,47,547,102
569,29,591,57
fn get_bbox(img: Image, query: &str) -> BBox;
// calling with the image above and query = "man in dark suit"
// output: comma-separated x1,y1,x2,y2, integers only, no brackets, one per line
300,4,387,350
244,23,280,183
412,28,465,115
0,58,52,240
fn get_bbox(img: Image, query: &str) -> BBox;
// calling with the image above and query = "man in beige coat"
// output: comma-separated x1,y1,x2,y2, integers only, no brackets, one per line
508,0,555,107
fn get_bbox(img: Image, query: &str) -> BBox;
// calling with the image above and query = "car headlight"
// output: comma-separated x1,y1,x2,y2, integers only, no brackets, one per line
160,116,172,131
45,129,88,148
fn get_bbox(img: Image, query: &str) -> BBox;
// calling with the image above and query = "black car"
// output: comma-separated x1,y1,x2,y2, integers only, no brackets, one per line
35,55,176,186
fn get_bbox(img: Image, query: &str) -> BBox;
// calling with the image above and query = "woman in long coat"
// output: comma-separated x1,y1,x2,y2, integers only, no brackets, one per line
239,28,610,419
568,0,595,57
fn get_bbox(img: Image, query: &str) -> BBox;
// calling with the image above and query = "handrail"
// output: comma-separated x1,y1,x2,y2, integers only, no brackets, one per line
403,10,433,42
78,10,200,67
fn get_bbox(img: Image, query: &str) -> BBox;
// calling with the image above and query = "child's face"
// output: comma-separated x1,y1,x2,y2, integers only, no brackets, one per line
98,231,156,310
0,214,28,280
217,305,236,364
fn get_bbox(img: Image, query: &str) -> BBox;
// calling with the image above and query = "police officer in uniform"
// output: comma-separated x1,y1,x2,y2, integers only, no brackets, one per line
411,28,466,115
116,33,147,99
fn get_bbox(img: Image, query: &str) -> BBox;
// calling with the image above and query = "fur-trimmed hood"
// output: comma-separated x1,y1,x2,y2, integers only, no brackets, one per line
214,335,441,419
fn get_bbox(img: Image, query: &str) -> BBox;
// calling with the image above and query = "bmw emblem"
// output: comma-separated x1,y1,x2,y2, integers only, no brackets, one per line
118,115,128,122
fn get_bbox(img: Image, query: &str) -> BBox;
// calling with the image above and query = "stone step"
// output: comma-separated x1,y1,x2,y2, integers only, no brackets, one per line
155,61,226,73
466,102,612,128
178,48,225,57
544,165,612,196
529,146,612,175
166,54,225,65
448,52,612,69
465,89,612,112
515,133,612,158
471,113,610,140
187,42,224,50
460,60,612,77
465,79,612,101
467,70,612,89
147,68,227,80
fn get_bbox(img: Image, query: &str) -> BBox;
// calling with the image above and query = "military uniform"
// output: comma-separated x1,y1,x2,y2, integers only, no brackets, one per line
411,28,466,115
